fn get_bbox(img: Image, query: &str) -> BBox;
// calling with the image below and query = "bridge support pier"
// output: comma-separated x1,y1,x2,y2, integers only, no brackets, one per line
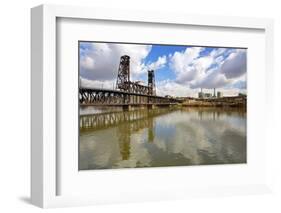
147,104,157,110
122,105,132,111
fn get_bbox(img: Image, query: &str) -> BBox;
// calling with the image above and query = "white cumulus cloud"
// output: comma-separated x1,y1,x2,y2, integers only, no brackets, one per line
221,50,247,79
169,47,246,93
80,77,115,90
80,42,152,81
147,55,167,71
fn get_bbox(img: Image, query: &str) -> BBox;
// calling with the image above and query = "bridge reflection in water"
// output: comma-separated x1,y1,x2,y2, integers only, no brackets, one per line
79,107,246,170
80,108,171,132
80,108,170,161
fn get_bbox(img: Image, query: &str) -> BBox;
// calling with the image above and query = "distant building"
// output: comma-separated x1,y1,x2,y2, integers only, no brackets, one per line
204,93,212,98
217,91,223,98
198,88,223,99
198,89,213,99
198,92,204,98
213,88,216,97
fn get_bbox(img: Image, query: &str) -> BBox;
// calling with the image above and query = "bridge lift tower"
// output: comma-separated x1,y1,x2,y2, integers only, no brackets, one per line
148,70,156,95
116,55,156,95
116,55,130,91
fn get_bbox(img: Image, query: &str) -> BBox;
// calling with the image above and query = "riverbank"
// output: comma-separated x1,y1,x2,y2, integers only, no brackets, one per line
181,96,246,108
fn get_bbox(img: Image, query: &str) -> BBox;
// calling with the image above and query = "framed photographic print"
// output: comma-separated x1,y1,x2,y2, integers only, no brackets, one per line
31,4,274,208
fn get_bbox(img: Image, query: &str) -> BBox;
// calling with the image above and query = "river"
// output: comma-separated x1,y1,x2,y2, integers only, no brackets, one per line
79,106,246,170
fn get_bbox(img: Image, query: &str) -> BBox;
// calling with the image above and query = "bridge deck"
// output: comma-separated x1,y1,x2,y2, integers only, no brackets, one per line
80,87,178,101
79,87,181,105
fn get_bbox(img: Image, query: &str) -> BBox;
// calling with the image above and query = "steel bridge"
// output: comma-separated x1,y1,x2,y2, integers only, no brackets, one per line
79,87,179,107
79,55,181,108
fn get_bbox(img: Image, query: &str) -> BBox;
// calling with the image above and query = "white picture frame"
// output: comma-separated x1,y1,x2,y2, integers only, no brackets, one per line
31,4,274,208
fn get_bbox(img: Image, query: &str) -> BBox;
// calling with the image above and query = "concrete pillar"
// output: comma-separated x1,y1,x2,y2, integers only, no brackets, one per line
147,104,157,110
123,105,132,111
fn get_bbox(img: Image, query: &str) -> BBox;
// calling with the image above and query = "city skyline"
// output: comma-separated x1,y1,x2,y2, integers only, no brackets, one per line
79,42,247,97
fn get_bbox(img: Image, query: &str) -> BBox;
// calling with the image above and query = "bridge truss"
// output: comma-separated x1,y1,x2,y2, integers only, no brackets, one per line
79,87,179,106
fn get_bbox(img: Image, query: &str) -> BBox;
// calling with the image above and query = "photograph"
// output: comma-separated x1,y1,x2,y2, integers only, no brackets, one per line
78,41,247,170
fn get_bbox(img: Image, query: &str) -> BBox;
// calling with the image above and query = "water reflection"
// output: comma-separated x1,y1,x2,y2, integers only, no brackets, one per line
79,107,246,170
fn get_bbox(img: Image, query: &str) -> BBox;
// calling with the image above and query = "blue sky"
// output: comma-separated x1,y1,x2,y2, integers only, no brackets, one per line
139,44,184,82
79,42,247,97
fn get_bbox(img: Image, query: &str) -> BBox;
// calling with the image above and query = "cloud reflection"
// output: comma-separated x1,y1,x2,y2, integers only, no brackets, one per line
79,108,246,170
